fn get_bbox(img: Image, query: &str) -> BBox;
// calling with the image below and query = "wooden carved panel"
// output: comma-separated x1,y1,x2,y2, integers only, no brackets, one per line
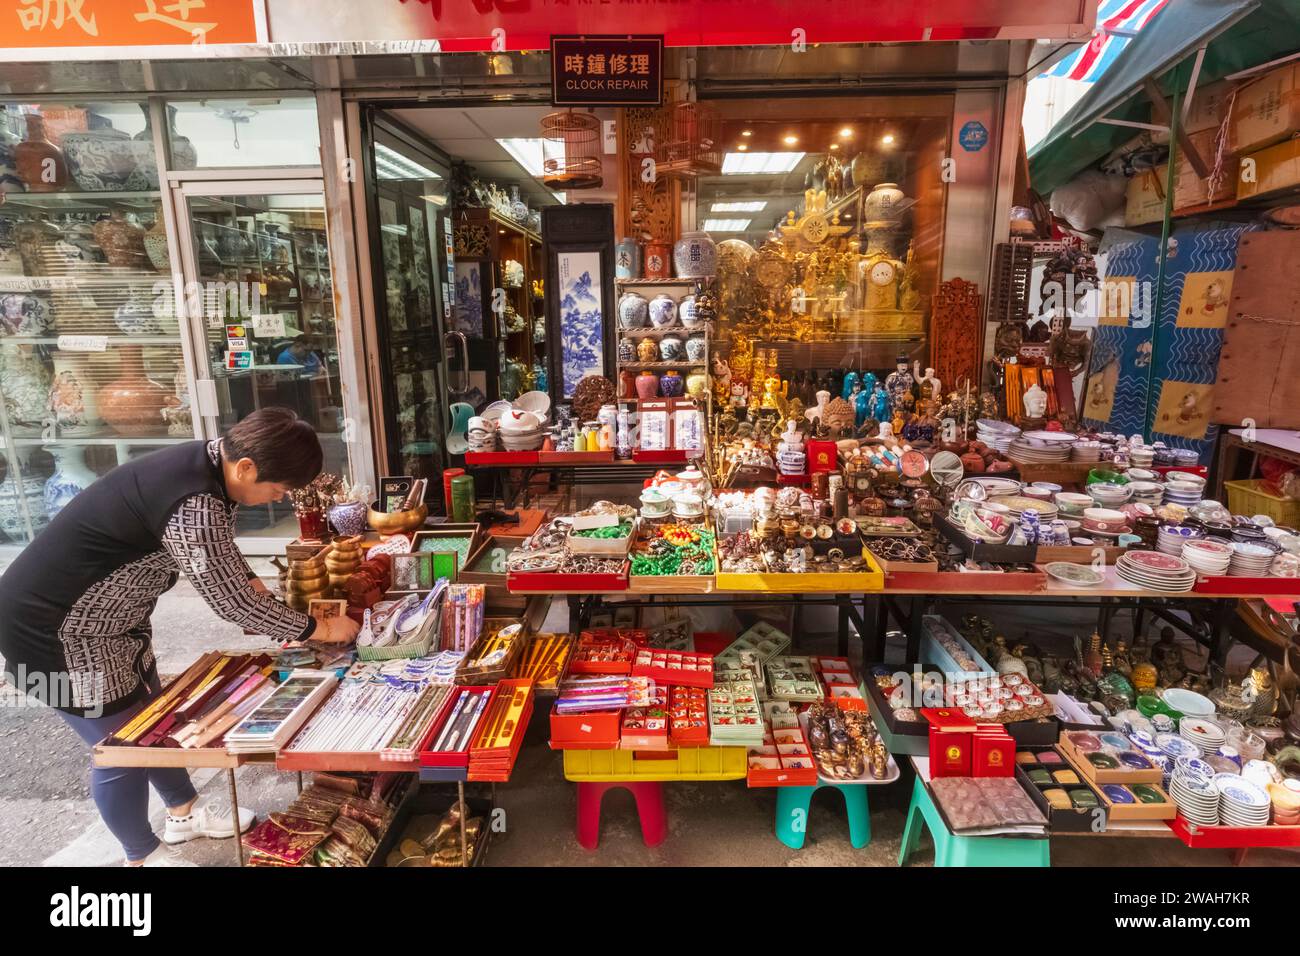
930,278,983,395
619,104,679,243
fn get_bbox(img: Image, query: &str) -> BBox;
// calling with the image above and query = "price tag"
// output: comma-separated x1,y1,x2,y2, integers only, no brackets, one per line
56,335,108,352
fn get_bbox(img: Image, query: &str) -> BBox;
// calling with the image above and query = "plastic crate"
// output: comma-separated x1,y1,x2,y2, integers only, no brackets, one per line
563,745,747,782
1224,479,1300,528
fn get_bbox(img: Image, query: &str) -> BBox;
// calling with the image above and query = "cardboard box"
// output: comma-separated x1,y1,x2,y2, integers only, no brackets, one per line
1125,166,1168,226
1184,79,1233,134
1173,128,1237,215
1230,64,1300,154
1237,137,1300,201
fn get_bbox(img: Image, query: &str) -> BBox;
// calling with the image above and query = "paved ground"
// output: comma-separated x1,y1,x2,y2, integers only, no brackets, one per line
1,581,1295,867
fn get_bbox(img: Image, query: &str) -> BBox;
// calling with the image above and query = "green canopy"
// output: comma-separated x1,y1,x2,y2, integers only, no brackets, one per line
1029,0,1300,195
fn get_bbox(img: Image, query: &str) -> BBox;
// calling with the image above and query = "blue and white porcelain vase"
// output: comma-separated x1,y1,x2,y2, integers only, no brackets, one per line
685,333,707,362
44,444,95,518
672,231,716,279
328,500,367,537
614,238,641,280
648,294,676,329
618,292,648,330
0,447,48,542
0,343,51,434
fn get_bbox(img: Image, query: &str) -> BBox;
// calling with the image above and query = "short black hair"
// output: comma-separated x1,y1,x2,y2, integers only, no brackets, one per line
222,407,323,488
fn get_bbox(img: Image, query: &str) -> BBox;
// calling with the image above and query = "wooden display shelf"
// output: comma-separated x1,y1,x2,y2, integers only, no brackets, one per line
275,750,421,774
93,744,251,770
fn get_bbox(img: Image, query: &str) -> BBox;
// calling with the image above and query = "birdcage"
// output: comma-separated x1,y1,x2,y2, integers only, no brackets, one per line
540,110,603,189
657,100,721,178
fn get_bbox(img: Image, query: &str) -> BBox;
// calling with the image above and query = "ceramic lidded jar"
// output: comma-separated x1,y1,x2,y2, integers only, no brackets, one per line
648,294,677,329
637,337,659,363
93,211,147,268
144,205,170,272
686,369,708,400
636,370,660,399
614,238,641,280
618,292,648,330
673,231,717,279
659,370,685,398
617,337,636,363
658,334,684,361
14,114,68,193
685,333,707,362
0,343,51,433
678,295,701,328
643,242,672,280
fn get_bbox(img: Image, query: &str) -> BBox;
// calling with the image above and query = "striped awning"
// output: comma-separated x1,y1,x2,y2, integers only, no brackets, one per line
1042,0,1170,82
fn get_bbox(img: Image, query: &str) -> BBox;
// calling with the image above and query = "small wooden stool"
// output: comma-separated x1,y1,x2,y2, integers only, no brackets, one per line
898,776,1049,867
575,781,667,850
774,783,871,850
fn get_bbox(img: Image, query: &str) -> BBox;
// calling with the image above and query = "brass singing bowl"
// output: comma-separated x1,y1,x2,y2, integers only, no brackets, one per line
330,534,363,553
286,570,330,591
367,501,428,535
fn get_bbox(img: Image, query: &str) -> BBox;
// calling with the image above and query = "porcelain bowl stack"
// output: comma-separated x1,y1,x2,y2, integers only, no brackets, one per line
1088,481,1133,508
1162,475,1206,508
1157,524,1201,556
1170,756,1219,825
987,494,1059,522
1214,774,1272,827
1070,440,1106,463
1126,480,1165,508
1180,716,1227,753
1116,550,1196,591
975,419,1020,454
1129,445,1156,469
497,409,545,451
1228,541,1275,577
1181,538,1233,576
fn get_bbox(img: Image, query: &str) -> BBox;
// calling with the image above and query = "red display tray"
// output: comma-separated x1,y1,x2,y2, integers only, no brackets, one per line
418,684,499,769
537,450,614,464
777,473,810,486
631,650,715,688
465,451,540,466
1193,575,1300,596
633,449,690,464
886,570,1048,592
1168,814,1300,849
550,706,622,749
507,563,629,593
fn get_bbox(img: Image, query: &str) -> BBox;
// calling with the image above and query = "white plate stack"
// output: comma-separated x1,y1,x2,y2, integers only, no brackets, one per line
1170,756,1219,825
1181,539,1232,576
1214,775,1272,827
1009,438,1072,463
1229,542,1275,577
1130,445,1156,468
1116,550,1196,591
1272,553,1300,577
976,419,1020,454
1180,716,1227,753
1157,525,1201,556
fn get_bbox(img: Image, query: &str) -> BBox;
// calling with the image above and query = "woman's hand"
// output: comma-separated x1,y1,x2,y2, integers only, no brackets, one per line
315,614,361,644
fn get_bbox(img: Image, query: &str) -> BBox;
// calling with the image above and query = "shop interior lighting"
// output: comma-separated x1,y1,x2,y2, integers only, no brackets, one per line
782,134,799,145
374,143,442,180
701,218,752,232
741,129,753,137
736,143,749,151
881,134,896,145
497,137,546,177
710,201,766,212
839,127,853,137
721,151,805,174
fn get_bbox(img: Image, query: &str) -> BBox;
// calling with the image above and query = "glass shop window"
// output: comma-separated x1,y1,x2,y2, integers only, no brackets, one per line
165,97,321,170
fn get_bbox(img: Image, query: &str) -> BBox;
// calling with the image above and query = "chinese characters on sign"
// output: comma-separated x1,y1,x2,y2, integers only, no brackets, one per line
551,36,663,107
9,0,258,49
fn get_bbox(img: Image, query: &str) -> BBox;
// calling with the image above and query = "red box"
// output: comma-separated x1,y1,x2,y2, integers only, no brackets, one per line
419,685,498,769
668,685,709,746
549,705,622,750
972,728,1015,777
806,440,839,474
621,687,669,750
928,727,972,777
920,707,977,732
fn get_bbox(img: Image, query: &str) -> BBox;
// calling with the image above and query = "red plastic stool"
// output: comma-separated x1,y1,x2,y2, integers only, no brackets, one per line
575,781,667,849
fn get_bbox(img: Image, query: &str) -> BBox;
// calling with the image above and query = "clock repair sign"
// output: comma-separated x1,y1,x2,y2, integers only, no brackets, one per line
551,35,663,107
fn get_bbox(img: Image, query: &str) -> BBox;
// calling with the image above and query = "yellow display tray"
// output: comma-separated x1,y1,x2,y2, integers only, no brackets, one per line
714,548,885,593
563,745,747,782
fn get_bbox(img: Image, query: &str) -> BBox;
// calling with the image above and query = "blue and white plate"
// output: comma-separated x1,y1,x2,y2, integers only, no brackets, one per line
1157,733,1201,759
1216,776,1270,809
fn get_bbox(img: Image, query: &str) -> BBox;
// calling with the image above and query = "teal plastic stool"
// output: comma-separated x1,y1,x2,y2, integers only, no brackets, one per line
774,783,871,850
898,776,1049,867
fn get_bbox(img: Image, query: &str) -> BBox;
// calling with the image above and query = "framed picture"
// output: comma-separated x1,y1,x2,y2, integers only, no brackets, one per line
543,204,616,403
307,599,348,622
393,553,434,591
380,475,414,513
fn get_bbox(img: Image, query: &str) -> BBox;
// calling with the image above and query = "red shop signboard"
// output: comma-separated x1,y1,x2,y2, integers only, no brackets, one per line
398,0,1093,51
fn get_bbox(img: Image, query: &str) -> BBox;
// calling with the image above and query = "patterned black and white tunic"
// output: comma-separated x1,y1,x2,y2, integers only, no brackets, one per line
0,440,314,716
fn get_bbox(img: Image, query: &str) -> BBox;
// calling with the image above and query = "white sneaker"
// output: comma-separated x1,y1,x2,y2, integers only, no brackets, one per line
131,844,198,867
163,802,256,844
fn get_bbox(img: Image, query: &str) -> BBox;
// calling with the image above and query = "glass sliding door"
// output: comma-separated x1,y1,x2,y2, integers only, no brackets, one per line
171,181,350,546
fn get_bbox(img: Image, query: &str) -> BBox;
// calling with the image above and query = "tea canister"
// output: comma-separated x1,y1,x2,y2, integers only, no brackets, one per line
686,370,709,400
658,334,684,361
648,293,677,329
618,292,649,330
643,242,672,279
636,337,660,363
618,337,636,362
635,371,660,399
678,295,699,328
659,370,685,397
614,237,641,280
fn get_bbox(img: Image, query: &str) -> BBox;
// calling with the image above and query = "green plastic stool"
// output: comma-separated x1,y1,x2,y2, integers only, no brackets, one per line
774,783,871,850
898,776,1050,867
